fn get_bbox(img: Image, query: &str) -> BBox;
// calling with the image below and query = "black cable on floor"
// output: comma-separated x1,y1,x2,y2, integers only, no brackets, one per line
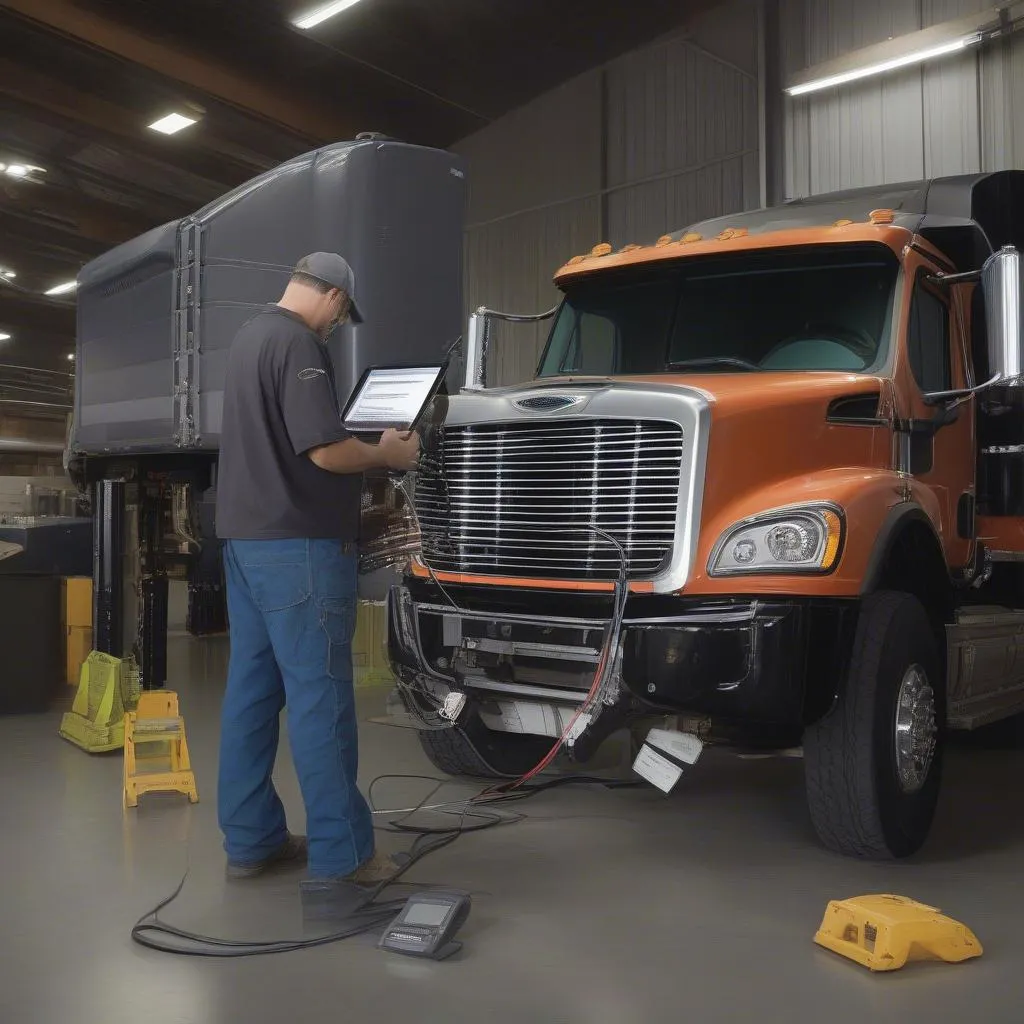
130,773,634,958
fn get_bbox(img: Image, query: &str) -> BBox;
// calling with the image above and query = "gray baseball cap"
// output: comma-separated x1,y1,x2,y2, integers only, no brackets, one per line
298,252,364,323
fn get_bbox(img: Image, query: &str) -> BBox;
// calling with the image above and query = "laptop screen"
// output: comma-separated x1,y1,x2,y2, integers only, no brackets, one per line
343,365,446,433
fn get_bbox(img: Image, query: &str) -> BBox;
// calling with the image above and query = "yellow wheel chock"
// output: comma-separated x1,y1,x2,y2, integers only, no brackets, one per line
814,895,982,972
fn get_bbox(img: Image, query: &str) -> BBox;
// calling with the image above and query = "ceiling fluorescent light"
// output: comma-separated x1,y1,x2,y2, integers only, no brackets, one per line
293,0,364,30
5,164,29,178
786,10,999,97
148,112,199,135
0,269,14,279
45,280,77,297
788,36,980,96
0,333,11,342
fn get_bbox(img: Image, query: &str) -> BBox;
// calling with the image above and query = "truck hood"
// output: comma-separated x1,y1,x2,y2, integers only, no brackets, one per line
488,369,895,551
424,372,893,593
539,370,886,411
470,371,889,428
447,370,890,448
618,369,893,497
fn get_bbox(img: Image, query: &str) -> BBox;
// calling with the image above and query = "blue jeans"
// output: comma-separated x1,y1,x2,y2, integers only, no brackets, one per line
218,538,373,878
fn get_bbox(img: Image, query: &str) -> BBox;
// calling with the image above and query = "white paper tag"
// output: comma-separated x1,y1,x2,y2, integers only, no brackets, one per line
632,743,684,794
646,729,703,766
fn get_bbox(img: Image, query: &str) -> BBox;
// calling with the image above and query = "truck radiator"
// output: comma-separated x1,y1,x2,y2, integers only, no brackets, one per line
416,418,684,581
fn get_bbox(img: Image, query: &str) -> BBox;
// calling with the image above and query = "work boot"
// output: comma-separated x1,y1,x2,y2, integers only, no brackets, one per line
298,851,403,921
347,849,402,885
226,834,308,879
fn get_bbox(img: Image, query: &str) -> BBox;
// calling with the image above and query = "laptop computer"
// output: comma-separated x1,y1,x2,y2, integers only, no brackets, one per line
342,364,448,437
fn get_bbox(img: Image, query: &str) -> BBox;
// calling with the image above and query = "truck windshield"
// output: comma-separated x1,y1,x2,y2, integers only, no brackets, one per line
538,244,899,377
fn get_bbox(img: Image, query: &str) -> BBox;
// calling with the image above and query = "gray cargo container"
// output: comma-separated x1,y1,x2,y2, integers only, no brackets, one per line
72,136,466,456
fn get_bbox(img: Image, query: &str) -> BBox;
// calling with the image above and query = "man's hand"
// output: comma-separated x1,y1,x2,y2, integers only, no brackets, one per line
378,429,420,472
307,430,420,475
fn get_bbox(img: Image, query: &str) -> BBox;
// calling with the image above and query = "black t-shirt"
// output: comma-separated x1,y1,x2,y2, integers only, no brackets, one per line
215,305,361,541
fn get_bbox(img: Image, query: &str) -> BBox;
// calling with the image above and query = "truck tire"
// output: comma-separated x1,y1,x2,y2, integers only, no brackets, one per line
804,591,944,860
418,724,552,780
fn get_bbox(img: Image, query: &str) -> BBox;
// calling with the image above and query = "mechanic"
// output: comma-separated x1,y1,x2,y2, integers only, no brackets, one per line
215,252,420,884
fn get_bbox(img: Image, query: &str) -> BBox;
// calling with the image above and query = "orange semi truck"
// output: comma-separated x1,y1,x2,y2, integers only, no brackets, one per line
387,171,1024,860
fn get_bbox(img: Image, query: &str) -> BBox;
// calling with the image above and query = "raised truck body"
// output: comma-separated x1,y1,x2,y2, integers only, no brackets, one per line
69,136,465,686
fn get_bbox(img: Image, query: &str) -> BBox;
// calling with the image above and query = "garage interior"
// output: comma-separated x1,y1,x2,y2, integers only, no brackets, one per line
2,0,1024,1021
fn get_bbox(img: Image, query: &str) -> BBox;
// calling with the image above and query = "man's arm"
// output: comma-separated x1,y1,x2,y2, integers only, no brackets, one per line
308,429,420,474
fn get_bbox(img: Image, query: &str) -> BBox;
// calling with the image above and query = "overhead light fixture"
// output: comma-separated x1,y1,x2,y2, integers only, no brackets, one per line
788,36,981,96
67,353,76,361
1,163,45,179
292,0,365,30
0,269,15,280
786,10,1002,97
148,112,199,135
0,333,11,342
45,280,77,297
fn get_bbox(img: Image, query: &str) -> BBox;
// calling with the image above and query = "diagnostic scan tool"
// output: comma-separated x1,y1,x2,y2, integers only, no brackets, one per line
378,891,472,961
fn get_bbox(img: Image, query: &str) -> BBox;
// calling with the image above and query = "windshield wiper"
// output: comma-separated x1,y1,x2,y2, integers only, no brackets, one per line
665,357,762,372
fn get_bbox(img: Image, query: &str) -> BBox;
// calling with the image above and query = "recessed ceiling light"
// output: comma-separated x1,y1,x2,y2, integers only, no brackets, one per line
293,0,365,30
67,353,76,361
0,333,11,342
148,112,200,135
45,280,77,297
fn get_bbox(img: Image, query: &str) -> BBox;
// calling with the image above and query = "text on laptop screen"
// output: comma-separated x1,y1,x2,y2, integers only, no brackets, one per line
343,366,444,432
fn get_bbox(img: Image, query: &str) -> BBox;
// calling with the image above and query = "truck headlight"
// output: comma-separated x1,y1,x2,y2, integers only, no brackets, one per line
709,505,843,576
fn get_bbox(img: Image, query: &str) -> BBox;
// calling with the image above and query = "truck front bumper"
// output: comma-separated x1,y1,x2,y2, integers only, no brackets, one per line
387,581,850,730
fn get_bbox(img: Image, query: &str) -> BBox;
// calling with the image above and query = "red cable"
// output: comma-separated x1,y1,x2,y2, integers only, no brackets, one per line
475,637,613,801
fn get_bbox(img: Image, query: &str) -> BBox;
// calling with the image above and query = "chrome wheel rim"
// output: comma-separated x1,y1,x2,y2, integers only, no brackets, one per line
894,665,937,795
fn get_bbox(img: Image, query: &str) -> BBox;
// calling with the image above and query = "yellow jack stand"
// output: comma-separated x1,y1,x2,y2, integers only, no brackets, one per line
123,691,199,808
59,652,140,753
815,895,983,972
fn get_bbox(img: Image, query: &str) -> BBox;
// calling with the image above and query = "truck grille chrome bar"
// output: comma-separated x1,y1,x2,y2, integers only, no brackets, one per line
416,419,684,581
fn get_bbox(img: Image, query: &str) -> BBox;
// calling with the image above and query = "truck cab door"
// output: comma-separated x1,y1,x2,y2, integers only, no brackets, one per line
895,252,976,571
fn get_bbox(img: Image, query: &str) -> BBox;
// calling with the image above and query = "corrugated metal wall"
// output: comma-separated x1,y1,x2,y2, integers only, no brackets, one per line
782,0,1024,198
456,0,762,386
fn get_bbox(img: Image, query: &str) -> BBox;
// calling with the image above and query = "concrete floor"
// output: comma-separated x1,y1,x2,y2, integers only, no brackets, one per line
2,629,1023,1024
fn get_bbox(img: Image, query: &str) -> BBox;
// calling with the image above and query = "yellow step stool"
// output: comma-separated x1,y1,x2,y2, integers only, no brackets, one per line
123,691,199,808
815,894,983,972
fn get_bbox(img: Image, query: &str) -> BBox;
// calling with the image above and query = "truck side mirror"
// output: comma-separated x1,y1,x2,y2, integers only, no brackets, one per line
982,246,1024,385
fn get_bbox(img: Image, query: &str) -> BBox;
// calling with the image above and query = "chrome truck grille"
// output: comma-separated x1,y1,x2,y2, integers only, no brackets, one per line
415,419,685,581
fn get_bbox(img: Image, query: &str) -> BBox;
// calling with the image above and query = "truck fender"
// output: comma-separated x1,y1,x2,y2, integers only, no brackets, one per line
804,504,951,728
859,503,947,597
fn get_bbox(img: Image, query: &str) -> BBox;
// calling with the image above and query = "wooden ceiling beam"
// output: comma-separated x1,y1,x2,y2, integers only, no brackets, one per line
0,0,356,142
0,60,261,189
0,213,101,264
0,290,76,335
0,180,155,246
